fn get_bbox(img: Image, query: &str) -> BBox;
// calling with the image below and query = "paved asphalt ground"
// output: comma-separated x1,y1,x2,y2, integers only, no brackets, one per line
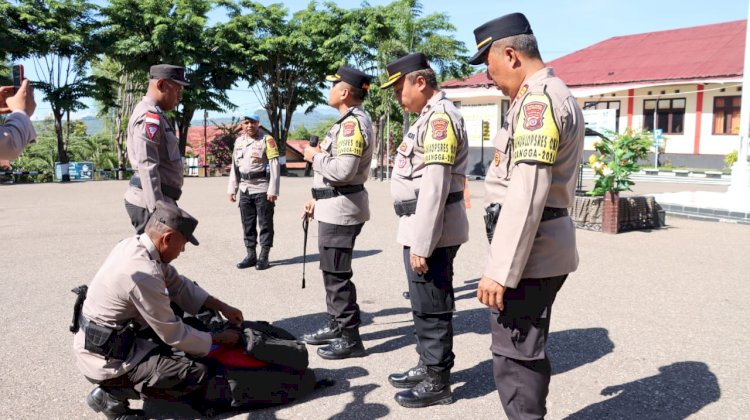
1,176,748,419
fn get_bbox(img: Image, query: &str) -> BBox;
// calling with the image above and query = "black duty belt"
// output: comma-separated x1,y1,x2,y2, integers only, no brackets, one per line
484,203,568,243
312,184,365,200
394,191,464,217
130,176,182,200
240,171,268,180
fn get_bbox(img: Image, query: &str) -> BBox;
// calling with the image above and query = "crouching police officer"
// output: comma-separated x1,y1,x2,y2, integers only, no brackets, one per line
124,64,190,234
381,53,469,408
72,201,244,419
300,66,374,360
227,112,280,270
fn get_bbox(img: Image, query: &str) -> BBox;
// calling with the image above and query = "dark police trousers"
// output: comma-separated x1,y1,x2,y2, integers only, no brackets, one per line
403,245,459,372
239,191,275,248
124,200,150,234
88,346,228,406
318,221,364,329
491,275,567,420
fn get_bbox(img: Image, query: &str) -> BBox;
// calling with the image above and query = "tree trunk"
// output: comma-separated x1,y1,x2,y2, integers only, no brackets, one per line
177,108,196,157
53,108,70,182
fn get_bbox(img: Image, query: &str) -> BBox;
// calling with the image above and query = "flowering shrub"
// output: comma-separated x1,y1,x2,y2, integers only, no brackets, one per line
588,129,653,196
206,118,242,168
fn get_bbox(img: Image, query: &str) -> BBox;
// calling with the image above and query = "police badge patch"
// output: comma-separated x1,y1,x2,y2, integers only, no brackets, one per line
342,121,356,137
523,102,547,131
430,118,448,140
145,124,159,141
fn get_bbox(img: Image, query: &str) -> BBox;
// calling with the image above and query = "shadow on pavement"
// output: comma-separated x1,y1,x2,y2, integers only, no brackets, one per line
548,328,614,375
271,249,382,267
564,361,720,420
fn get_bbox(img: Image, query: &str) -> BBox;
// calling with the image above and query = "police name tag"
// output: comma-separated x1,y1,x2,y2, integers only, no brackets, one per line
512,92,560,165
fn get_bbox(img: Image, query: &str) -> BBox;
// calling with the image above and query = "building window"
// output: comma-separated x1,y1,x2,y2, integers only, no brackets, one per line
584,100,621,131
713,96,740,135
643,98,685,134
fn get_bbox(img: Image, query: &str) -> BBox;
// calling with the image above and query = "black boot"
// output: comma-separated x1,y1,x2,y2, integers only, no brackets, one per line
236,247,257,269
86,386,144,420
388,360,427,389
394,368,453,408
317,328,366,360
302,316,342,345
255,246,271,270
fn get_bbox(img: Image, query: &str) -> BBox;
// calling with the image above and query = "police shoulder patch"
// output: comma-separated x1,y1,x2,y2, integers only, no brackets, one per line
336,116,364,157
265,135,279,159
512,92,560,165
424,113,457,165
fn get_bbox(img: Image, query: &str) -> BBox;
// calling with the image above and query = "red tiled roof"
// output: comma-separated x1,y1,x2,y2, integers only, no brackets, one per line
443,20,746,89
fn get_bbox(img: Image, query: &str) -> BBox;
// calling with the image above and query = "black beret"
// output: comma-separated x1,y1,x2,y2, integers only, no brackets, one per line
380,53,431,89
149,64,190,86
468,13,534,65
151,201,199,245
326,66,372,90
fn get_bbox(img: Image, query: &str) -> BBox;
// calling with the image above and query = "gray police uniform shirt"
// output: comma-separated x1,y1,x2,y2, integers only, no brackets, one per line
311,105,373,226
391,91,469,258
124,96,184,212
226,130,280,196
484,67,585,288
73,234,212,381
0,111,36,160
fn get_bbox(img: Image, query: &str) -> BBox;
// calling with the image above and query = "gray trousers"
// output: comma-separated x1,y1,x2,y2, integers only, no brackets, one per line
124,200,149,234
491,275,567,420
403,245,459,372
318,221,364,329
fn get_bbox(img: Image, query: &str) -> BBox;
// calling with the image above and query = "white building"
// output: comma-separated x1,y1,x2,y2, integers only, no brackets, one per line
443,20,745,171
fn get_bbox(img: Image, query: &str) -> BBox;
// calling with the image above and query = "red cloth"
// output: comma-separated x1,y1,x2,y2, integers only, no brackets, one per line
206,344,269,369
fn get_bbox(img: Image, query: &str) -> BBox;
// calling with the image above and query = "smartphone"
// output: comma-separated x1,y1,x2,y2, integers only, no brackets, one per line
11,64,24,92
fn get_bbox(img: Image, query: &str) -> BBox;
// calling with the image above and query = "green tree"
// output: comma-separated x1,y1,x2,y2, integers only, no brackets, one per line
100,0,243,156
14,0,115,181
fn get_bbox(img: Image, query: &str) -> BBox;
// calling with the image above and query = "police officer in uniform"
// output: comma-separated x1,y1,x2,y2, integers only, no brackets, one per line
0,79,37,160
227,112,280,270
381,53,469,408
469,13,585,420
300,66,373,360
124,64,190,234
74,201,244,419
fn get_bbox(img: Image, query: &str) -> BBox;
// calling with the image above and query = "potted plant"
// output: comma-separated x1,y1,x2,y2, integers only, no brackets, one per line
587,129,653,233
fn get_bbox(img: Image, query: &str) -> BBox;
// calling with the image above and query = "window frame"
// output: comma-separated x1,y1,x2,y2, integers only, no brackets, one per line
642,98,685,135
712,95,741,135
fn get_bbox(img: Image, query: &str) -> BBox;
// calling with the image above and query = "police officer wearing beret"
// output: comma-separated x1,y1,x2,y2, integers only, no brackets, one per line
469,13,585,420
381,53,469,408
300,66,374,360
227,112,280,271
124,64,190,234
73,201,244,419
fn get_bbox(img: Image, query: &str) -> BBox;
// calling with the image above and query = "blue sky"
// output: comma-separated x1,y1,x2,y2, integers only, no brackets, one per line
17,0,749,120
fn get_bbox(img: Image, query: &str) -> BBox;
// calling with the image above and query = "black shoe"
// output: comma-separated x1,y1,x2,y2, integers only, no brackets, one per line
237,248,257,269
302,317,342,345
388,360,427,389
394,369,453,408
317,329,366,360
256,246,270,270
86,386,145,419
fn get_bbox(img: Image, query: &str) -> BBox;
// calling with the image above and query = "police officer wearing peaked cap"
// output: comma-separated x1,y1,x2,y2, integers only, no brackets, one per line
301,65,374,360
124,64,190,234
470,13,585,420
74,201,244,418
382,53,469,408
227,111,280,271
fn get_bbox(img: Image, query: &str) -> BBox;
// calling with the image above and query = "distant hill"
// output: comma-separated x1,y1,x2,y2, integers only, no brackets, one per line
76,108,338,136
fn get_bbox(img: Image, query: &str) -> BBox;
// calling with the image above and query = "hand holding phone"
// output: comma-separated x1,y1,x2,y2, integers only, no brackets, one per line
12,64,24,93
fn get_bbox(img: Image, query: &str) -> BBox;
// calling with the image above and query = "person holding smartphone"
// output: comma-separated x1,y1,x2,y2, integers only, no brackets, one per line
0,72,37,160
